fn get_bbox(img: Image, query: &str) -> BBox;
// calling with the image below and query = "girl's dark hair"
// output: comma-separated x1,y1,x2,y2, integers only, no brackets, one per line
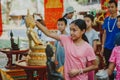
109,0,117,7
57,17,67,25
37,19,46,26
84,14,94,22
114,33,120,46
63,13,68,18
71,19,89,43
117,15,120,19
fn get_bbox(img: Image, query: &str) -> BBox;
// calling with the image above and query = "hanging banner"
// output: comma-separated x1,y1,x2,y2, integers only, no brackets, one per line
101,0,118,17
0,1,2,36
44,0,63,30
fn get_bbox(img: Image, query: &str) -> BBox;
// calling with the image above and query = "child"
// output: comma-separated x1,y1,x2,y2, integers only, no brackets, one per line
84,14,99,52
54,18,68,74
84,14,99,80
36,19,98,80
96,15,120,80
101,1,119,70
63,6,75,34
107,15,120,80
117,15,120,29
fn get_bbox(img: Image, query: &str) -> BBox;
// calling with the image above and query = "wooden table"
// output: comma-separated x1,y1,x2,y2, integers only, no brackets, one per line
0,68,27,80
15,60,47,80
0,48,29,69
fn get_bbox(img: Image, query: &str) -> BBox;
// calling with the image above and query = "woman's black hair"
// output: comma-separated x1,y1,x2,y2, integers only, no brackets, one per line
114,33,120,46
63,13,68,18
117,15,120,19
109,0,117,7
57,17,67,25
71,19,89,43
115,15,120,46
37,19,46,26
84,14,94,22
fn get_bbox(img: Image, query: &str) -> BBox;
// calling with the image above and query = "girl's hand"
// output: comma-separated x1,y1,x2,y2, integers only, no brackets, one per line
100,46,104,56
35,21,41,27
35,21,39,25
68,69,79,77
33,13,43,19
37,14,43,19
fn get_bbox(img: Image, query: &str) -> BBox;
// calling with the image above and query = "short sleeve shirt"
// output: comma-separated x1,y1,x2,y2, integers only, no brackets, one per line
60,35,96,80
85,29,99,46
102,17,120,49
109,46,120,80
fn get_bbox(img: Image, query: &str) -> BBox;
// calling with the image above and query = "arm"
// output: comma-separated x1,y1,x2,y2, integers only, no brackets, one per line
69,59,98,77
83,59,98,73
102,30,106,46
93,40,98,52
33,13,43,20
101,30,106,54
34,13,46,26
36,21,60,41
37,14,43,20
107,62,115,75
83,46,99,73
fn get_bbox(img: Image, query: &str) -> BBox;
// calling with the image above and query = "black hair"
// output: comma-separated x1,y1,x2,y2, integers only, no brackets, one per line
63,14,68,18
115,15,120,46
57,17,67,25
71,19,89,43
84,14,94,22
114,33,120,46
37,19,46,26
117,15,120,19
109,0,117,7
37,19,42,22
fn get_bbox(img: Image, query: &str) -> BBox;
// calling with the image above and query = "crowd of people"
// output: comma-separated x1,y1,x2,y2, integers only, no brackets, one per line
25,0,120,80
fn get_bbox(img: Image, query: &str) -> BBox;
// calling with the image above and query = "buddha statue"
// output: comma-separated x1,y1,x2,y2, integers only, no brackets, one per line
45,45,64,80
10,30,19,50
25,10,46,66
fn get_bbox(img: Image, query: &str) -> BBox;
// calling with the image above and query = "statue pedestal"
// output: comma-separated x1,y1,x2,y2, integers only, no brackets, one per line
0,48,29,69
15,60,47,80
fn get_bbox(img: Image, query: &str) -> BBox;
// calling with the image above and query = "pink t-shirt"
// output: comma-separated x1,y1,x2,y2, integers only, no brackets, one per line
60,35,96,80
109,46,120,80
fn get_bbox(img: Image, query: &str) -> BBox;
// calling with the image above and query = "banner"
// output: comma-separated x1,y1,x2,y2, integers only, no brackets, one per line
44,0,63,30
0,1,2,36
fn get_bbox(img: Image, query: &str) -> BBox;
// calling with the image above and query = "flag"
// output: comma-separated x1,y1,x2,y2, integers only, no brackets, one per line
0,1,2,36
44,0,63,30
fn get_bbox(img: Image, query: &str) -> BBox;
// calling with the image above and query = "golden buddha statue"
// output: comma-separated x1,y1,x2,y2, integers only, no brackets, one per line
25,10,46,66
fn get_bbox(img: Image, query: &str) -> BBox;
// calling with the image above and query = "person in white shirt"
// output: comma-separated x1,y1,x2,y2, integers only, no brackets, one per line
62,6,75,34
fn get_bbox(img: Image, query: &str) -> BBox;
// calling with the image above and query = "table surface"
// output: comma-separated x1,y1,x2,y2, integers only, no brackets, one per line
15,60,46,69
0,48,29,69
15,60,47,80
0,48,29,54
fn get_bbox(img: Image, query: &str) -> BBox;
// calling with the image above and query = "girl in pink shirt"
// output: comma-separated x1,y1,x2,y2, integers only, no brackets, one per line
96,15,120,80
107,15,120,80
36,19,98,80
97,33,120,80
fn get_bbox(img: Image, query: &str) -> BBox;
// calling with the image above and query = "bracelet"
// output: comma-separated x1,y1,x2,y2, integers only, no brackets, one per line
78,68,83,75
102,45,104,47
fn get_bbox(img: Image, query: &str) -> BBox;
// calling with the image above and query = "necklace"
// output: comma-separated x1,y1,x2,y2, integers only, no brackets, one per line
108,17,117,32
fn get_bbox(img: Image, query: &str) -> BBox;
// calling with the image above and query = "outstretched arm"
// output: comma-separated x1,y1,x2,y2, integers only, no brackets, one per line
107,62,115,75
36,21,60,41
